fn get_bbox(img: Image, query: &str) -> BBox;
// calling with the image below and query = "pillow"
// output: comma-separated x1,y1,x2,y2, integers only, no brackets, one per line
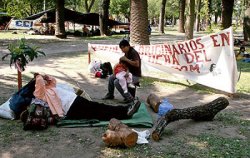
0,98,16,120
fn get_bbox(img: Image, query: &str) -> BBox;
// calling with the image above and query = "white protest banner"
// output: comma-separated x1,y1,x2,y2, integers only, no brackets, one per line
88,27,238,93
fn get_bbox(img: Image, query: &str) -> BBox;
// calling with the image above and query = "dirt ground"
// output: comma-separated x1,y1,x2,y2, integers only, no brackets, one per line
0,34,249,158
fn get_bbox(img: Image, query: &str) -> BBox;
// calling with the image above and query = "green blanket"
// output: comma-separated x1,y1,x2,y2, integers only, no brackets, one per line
56,103,153,128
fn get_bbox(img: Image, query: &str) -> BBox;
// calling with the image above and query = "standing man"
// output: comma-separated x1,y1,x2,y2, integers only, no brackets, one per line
103,39,142,103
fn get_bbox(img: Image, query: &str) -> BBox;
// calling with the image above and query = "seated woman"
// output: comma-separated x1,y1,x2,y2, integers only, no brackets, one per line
33,73,141,121
236,46,250,62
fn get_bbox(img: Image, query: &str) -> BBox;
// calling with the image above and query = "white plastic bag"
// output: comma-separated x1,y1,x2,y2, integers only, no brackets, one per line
0,98,16,120
132,129,150,144
88,60,102,74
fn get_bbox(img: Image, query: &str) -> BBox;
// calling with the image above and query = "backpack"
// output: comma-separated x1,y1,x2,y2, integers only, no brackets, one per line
21,103,55,130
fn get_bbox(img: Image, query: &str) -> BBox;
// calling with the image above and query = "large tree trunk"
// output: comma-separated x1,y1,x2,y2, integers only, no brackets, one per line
130,0,150,45
84,0,95,13
185,0,195,40
178,0,185,33
152,97,229,141
206,0,212,30
99,0,110,36
159,0,167,34
55,0,66,39
195,0,201,32
221,0,234,29
244,0,250,41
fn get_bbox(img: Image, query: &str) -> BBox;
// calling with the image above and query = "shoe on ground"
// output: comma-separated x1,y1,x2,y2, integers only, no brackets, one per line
127,100,141,117
102,93,114,100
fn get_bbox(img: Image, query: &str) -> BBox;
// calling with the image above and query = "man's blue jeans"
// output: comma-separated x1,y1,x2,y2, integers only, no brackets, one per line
107,74,140,100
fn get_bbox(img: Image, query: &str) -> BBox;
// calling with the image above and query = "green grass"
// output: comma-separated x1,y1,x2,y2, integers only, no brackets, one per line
236,61,250,93
197,134,250,158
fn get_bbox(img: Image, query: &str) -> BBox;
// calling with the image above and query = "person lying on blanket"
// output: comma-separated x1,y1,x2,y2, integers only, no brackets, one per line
33,73,141,121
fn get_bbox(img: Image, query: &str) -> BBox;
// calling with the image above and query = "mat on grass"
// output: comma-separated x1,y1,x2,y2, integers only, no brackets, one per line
56,103,153,128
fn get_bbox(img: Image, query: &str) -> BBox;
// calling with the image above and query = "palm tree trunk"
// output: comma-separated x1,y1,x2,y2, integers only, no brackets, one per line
159,0,167,34
185,0,195,40
55,0,66,38
195,0,201,32
221,0,234,29
130,0,150,45
206,0,212,30
178,0,185,33
99,0,110,36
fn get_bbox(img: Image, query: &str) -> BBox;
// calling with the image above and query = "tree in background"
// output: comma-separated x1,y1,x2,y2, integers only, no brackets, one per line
99,0,110,36
55,0,66,38
185,0,195,40
244,0,250,41
84,0,95,13
205,0,212,31
213,0,222,24
148,0,160,26
221,0,234,29
130,0,150,45
110,0,130,22
159,0,167,34
195,0,201,32
178,0,185,33
165,0,179,27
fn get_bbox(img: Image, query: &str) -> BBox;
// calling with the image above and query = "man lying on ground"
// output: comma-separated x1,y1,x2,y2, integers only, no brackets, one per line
34,73,141,121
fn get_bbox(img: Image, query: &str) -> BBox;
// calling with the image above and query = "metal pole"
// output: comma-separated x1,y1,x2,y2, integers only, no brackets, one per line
44,0,46,11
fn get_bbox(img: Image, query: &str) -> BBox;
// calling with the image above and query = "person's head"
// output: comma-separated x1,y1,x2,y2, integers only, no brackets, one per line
240,46,245,52
119,60,127,66
119,40,130,53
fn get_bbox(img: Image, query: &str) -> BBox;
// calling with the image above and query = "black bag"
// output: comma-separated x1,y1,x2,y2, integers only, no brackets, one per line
100,62,113,78
22,103,55,130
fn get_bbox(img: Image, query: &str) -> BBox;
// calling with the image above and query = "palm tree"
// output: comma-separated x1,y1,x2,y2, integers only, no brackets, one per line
178,0,185,33
55,0,66,38
159,0,167,34
185,0,195,40
2,39,45,90
221,0,234,29
99,0,110,36
130,0,150,45
195,0,201,32
206,0,212,30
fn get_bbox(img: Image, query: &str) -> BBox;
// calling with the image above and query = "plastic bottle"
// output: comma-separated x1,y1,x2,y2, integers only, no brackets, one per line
157,98,174,118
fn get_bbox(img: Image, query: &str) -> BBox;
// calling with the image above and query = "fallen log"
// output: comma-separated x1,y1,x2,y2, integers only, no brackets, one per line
147,93,161,113
152,97,229,141
102,118,138,148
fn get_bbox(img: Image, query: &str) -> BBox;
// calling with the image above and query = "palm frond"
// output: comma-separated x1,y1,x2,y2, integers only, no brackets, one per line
2,38,46,71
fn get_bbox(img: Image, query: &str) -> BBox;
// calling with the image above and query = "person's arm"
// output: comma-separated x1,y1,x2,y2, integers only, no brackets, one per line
120,56,140,68
33,75,46,99
33,74,57,98
43,74,56,88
